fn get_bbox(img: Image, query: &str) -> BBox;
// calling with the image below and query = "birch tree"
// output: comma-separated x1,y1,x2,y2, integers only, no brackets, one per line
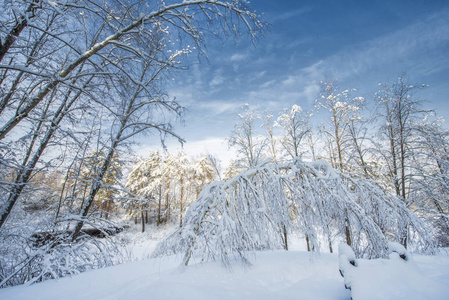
316,80,364,172
276,104,310,160
316,80,364,246
263,114,279,162
375,75,427,202
228,104,267,169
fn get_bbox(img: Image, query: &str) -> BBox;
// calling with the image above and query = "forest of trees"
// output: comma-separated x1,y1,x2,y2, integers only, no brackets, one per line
0,0,448,289
153,77,449,266
0,0,263,287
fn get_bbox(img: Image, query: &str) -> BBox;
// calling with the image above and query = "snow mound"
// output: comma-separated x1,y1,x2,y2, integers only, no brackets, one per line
339,243,449,300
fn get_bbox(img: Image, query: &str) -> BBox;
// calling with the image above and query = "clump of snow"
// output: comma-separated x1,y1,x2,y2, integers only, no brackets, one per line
338,243,356,262
338,243,449,300
338,243,357,290
388,242,411,261
350,254,449,300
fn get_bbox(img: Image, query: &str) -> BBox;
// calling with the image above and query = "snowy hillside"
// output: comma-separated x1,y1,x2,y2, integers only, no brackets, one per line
1,226,448,300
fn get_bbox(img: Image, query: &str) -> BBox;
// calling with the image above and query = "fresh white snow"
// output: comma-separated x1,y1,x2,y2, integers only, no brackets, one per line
0,225,448,300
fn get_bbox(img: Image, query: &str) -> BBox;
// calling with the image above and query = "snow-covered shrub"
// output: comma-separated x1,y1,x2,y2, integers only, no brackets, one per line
0,225,125,288
153,158,435,266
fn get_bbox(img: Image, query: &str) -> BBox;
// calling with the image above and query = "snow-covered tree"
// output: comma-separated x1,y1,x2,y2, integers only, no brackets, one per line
153,159,435,267
315,80,365,245
316,80,364,172
276,104,310,160
375,75,428,202
170,152,192,227
192,156,217,199
344,98,376,179
0,0,265,287
412,118,449,246
125,151,216,229
263,114,280,162
125,151,163,232
0,0,265,232
223,159,243,181
228,105,267,169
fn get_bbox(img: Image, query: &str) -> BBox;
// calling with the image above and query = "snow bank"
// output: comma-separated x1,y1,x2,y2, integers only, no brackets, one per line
1,249,448,300
0,251,349,300
339,243,449,300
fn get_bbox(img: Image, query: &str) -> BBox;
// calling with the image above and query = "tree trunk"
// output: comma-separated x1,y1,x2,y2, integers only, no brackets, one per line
345,218,352,246
0,1,39,63
165,182,170,224
0,80,88,230
180,174,184,228
306,235,311,252
141,205,145,233
157,186,162,226
283,224,288,251
386,101,401,197
401,225,408,249
71,134,122,241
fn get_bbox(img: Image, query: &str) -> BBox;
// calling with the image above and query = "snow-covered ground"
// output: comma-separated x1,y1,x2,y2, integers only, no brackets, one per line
1,225,448,300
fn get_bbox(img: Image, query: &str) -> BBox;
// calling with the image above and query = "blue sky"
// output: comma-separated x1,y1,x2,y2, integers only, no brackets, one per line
139,0,449,165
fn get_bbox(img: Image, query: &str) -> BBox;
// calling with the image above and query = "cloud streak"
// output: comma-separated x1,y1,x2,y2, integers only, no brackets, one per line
300,10,449,81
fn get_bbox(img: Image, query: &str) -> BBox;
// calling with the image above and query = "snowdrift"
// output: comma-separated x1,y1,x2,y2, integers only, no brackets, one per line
0,249,448,300
339,243,449,299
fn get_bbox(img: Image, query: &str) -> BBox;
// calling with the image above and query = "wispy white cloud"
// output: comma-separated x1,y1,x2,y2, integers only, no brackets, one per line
260,79,276,88
209,74,225,87
259,9,449,108
301,10,449,81
198,101,242,115
229,52,249,62
141,8,449,166
271,7,313,22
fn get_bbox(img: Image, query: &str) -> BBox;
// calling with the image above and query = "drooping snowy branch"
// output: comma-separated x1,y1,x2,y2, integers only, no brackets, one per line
153,158,435,266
